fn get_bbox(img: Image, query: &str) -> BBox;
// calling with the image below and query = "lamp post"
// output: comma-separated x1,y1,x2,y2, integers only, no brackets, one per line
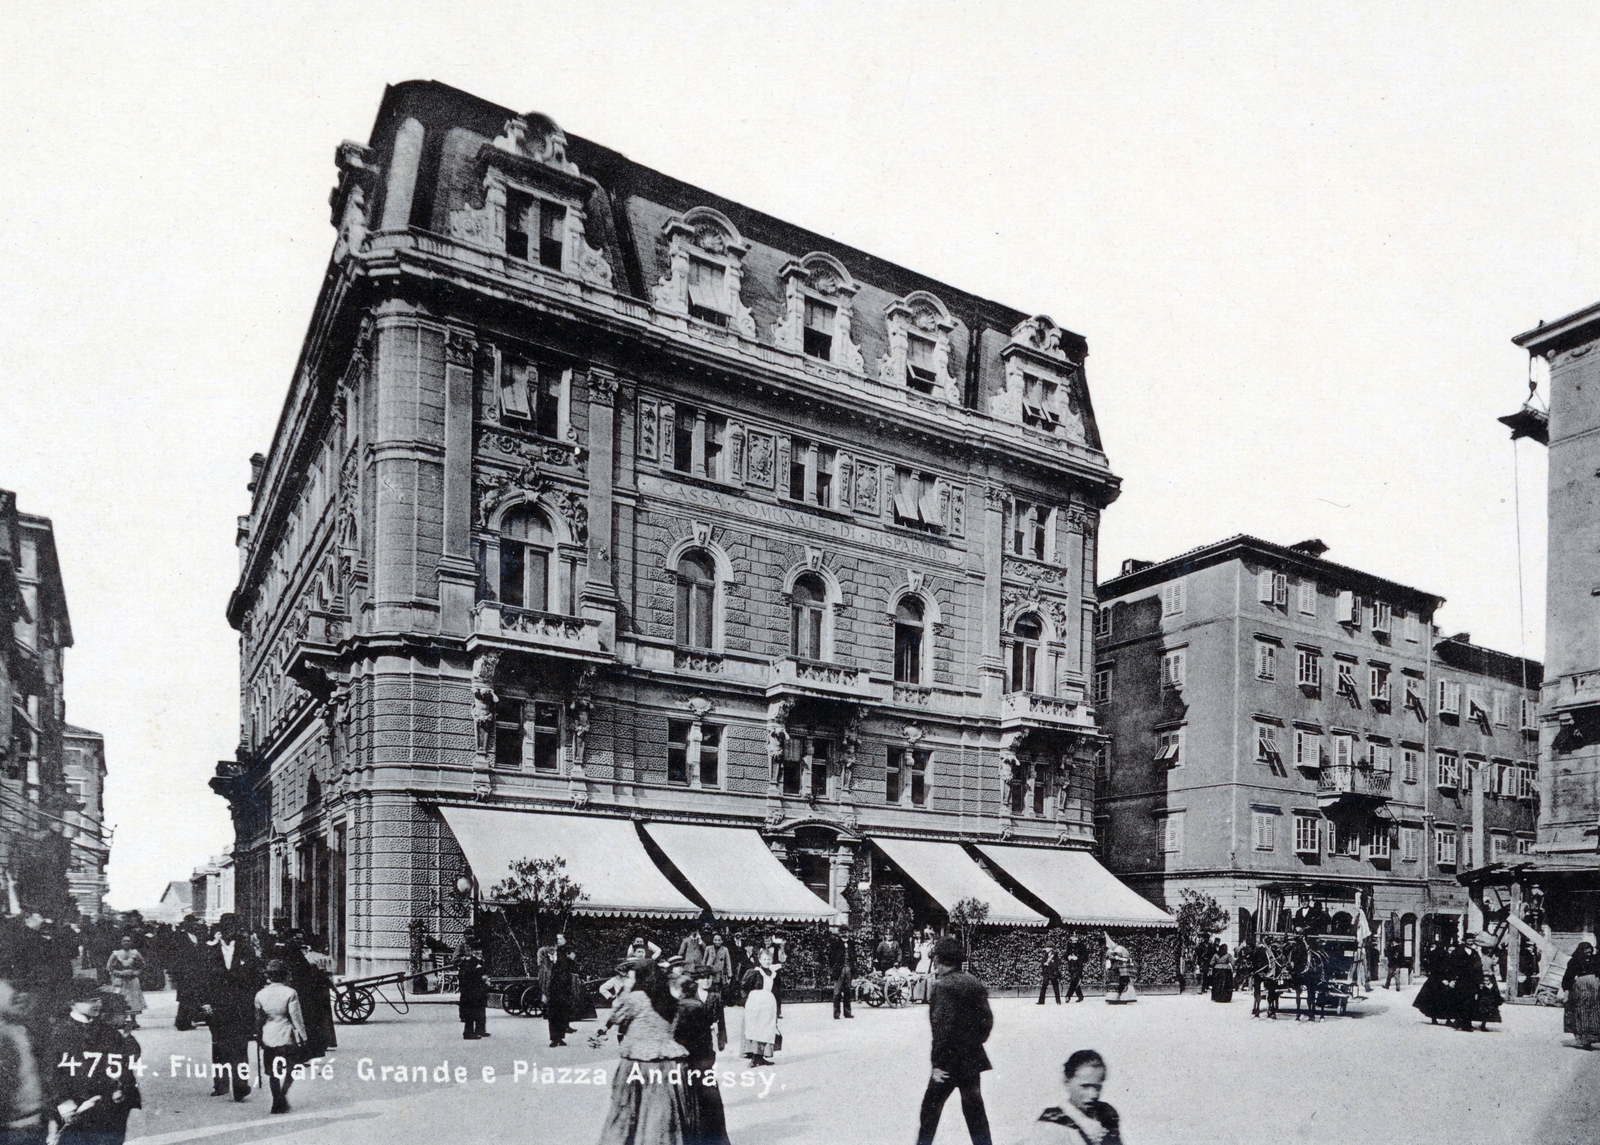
456,875,478,937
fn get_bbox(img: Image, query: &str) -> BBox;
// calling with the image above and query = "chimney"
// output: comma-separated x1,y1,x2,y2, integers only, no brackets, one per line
248,453,266,494
1289,539,1329,558
1121,559,1154,576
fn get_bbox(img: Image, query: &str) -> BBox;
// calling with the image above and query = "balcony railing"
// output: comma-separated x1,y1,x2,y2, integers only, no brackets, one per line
472,602,604,658
766,657,888,705
1317,763,1392,804
999,690,1094,732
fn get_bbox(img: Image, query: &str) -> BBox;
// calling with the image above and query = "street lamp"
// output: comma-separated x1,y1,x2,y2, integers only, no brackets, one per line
455,875,478,934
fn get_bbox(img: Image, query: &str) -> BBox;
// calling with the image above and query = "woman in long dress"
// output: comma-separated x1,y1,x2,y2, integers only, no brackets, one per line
740,948,781,1066
1412,941,1452,1025
106,937,146,1027
1563,941,1600,1049
598,961,694,1145
1470,935,1504,1031
1209,944,1235,1003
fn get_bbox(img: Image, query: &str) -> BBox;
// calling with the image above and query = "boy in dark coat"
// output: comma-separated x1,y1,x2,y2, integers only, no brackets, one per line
915,938,993,1145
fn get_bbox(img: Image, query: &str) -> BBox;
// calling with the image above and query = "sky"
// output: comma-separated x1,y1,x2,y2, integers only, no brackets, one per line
1,2,1592,909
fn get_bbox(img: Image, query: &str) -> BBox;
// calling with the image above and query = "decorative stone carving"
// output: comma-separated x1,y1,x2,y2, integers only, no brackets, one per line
651,207,757,338
984,485,1007,512
728,423,745,483
998,314,1087,443
842,709,861,793
766,698,795,786
774,253,866,373
902,722,924,746
586,369,619,406
854,462,880,515
746,431,775,487
879,291,960,403
948,486,965,537
472,651,502,759
674,651,724,674
639,399,659,461
329,140,379,264
475,463,588,541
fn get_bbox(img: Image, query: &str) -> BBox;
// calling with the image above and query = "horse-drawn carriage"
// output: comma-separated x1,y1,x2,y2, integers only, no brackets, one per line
1244,884,1368,1019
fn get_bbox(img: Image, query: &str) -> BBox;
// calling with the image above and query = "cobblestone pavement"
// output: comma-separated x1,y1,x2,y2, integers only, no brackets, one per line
115,984,1593,1145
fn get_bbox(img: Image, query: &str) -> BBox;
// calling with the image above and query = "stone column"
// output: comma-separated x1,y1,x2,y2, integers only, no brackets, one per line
582,370,619,650
438,332,478,638
980,485,1007,703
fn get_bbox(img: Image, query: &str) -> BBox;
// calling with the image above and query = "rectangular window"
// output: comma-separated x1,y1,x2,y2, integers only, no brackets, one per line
1372,601,1392,634
886,746,903,804
1296,649,1322,688
1371,743,1393,774
1437,679,1461,716
1436,828,1458,867
1338,590,1361,627
1162,812,1184,855
538,200,566,269
1402,748,1420,783
906,335,938,393
1333,733,1353,769
1435,752,1459,789
1298,580,1316,615
1404,613,1421,643
687,258,730,325
1155,729,1183,767
1491,833,1509,860
816,446,836,508
1518,837,1533,855
1367,825,1392,860
1093,668,1113,704
1256,724,1281,766
493,698,524,770
1401,827,1420,862
782,737,803,795
1253,811,1277,851
1461,830,1475,868
1518,763,1537,800
1093,607,1111,638
667,721,691,785
1332,821,1359,856
910,751,928,806
674,407,697,473
1256,570,1287,606
1336,661,1358,699
499,357,534,420
1161,579,1186,617
892,469,943,530
1521,697,1538,730
1467,686,1490,723
1256,641,1277,681
803,297,835,360
1294,814,1320,854
698,725,721,787
505,190,532,260
530,365,561,439
1294,730,1321,769
530,702,561,772
1493,691,1510,727
810,739,831,799
1405,675,1424,713
1021,374,1061,429
789,437,810,500
1161,649,1186,688
1369,666,1390,703
1011,501,1048,560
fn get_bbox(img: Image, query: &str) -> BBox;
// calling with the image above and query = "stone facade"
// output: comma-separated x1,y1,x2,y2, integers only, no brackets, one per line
62,725,108,920
214,82,1120,976
1095,537,1539,962
0,492,81,919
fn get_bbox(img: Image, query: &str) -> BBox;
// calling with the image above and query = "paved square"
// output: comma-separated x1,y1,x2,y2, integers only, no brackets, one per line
119,985,1591,1145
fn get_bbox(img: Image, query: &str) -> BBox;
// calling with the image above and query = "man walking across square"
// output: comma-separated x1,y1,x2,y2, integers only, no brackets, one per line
828,923,856,1020
1037,947,1061,1005
1064,937,1086,1002
915,938,993,1145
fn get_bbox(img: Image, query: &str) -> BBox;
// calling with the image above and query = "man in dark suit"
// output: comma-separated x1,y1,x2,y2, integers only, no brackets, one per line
915,938,993,1145
1037,947,1061,1004
1064,937,1086,1002
197,914,262,1101
827,924,855,1019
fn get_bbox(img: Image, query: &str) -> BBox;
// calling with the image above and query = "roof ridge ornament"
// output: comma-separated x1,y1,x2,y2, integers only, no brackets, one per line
493,113,580,175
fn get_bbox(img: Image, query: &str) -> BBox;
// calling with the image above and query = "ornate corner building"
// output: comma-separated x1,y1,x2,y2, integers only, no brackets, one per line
215,82,1141,977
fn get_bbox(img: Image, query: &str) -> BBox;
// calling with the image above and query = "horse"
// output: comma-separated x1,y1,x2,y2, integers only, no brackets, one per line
1251,935,1330,1020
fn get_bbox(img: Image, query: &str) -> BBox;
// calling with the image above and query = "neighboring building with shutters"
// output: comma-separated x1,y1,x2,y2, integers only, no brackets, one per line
1095,535,1538,964
62,725,108,919
212,82,1169,979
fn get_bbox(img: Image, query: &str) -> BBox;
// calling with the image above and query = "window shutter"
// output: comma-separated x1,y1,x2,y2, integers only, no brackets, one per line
1274,573,1288,607
1258,570,1275,604
1298,580,1316,615
1336,590,1354,622
500,358,533,418
919,477,945,526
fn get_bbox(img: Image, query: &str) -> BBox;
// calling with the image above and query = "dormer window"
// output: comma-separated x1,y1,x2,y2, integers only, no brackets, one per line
537,201,566,269
687,258,730,326
906,335,938,394
506,191,532,261
804,298,836,360
1021,374,1061,429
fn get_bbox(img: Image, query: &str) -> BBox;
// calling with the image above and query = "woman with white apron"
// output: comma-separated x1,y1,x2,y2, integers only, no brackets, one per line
739,949,781,1066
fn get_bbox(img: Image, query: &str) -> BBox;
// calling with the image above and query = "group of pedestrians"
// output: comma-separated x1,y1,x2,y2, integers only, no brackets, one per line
1036,940,1088,1004
1413,934,1504,1032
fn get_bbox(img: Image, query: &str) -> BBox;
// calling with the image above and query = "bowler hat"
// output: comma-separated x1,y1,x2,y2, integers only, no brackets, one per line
68,978,107,1002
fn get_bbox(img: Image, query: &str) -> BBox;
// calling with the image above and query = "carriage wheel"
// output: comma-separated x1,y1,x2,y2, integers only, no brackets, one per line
864,989,885,1008
501,989,527,1016
521,987,545,1017
335,987,376,1024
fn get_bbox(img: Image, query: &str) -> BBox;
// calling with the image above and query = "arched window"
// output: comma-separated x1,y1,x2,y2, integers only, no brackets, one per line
675,552,716,649
499,507,554,612
894,597,924,684
791,574,827,660
1009,614,1042,694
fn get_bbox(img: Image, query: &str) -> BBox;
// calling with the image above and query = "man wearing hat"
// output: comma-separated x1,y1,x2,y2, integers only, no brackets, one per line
197,914,262,1101
47,981,133,1143
827,923,856,1020
915,938,993,1145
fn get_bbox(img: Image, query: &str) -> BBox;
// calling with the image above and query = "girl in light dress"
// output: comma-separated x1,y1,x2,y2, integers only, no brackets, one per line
739,948,782,1066
105,937,146,1027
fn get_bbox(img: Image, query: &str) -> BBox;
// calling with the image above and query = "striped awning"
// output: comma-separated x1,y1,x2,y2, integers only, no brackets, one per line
973,844,1176,929
871,837,1047,927
438,806,700,918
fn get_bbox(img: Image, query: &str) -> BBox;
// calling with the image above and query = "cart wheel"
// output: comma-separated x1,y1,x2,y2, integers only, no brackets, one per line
865,991,885,1008
335,987,376,1024
522,987,545,1017
501,989,527,1016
